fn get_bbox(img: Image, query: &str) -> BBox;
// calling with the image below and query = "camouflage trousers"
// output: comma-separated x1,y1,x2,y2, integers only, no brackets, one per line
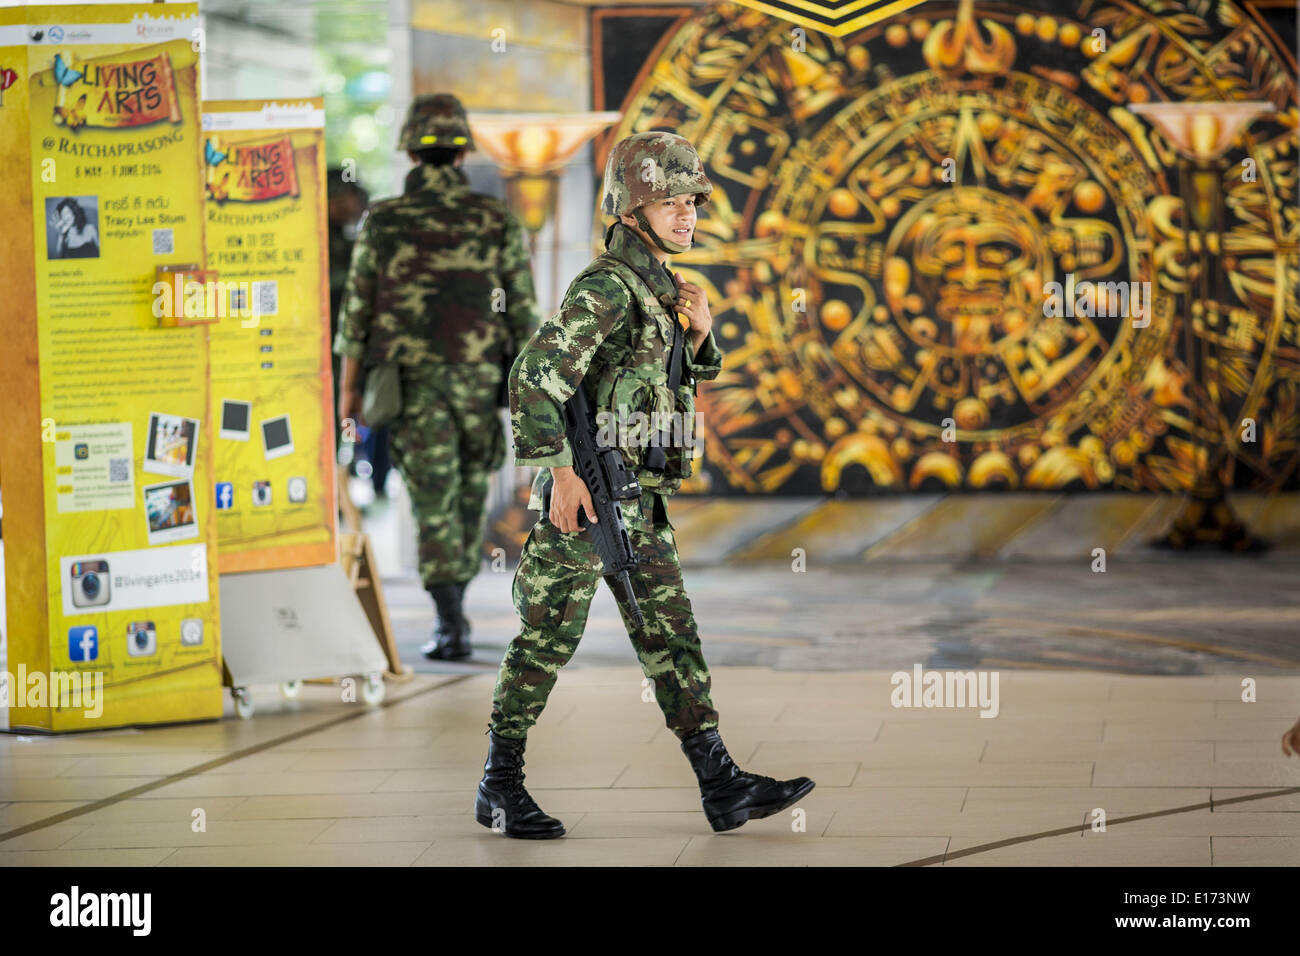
489,492,721,741
388,363,505,588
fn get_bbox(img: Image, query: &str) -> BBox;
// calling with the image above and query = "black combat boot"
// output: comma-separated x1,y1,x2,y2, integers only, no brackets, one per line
681,729,815,832
420,582,471,660
475,731,565,839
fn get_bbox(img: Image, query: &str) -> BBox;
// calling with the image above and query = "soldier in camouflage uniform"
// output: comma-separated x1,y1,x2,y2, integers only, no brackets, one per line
335,94,538,660
475,131,815,838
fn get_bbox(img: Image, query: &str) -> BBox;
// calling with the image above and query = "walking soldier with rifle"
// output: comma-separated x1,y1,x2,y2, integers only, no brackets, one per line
475,131,815,838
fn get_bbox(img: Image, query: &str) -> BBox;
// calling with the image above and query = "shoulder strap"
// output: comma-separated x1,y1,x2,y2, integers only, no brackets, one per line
665,314,684,392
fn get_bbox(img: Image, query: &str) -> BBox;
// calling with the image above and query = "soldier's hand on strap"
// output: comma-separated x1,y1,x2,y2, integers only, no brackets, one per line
550,466,598,534
675,272,712,348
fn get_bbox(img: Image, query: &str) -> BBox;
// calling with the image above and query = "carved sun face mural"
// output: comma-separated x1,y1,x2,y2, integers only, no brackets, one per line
600,0,1298,495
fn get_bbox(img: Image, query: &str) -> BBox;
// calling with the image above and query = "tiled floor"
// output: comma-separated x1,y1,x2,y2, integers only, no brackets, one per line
3,667,1298,866
478,491,1300,565
3,485,1297,865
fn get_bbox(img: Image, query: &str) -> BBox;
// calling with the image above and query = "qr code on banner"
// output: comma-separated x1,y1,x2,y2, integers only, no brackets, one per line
152,228,174,255
252,280,278,316
108,457,130,482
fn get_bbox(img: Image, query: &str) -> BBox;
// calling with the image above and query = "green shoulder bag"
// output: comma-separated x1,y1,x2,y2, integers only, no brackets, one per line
361,363,403,429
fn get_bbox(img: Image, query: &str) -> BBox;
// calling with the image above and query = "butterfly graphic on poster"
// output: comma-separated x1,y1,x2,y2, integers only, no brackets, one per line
204,138,228,167
52,53,83,87
207,169,232,203
53,93,87,129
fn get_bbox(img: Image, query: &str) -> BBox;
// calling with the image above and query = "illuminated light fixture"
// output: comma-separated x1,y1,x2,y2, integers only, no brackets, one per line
469,111,621,238
1128,100,1276,551
1129,101,1275,162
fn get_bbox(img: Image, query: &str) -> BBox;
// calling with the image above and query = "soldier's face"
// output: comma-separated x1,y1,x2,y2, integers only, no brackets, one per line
625,195,696,253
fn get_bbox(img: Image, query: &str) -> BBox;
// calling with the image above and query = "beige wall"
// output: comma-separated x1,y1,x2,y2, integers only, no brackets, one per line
408,0,601,316
411,0,589,113
200,12,320,101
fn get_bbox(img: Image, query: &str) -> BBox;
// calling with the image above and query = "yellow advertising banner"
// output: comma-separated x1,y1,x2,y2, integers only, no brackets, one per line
0,4,40,734
201,100,337,572
0,2,222,732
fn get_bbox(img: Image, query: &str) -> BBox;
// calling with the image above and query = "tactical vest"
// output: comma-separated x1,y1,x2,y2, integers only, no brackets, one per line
593,252,702,494
529,254,700,508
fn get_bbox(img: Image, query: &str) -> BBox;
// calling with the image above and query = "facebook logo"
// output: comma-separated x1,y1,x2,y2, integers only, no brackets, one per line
69,626,98,662
215,482,234,509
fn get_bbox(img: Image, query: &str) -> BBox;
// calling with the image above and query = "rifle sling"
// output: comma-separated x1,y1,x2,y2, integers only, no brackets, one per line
666,309,685,394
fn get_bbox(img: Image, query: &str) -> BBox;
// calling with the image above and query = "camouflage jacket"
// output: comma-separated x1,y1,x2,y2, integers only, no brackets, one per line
333,163,537,367
511,222,724,506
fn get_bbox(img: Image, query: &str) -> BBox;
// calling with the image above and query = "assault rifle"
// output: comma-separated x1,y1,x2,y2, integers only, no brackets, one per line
540,382,647,628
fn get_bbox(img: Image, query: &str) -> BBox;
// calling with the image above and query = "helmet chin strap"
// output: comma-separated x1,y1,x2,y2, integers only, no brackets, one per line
632,208,690,255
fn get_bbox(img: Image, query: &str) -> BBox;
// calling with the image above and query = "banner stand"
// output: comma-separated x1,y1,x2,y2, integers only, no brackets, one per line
0,3,226,732
198,98,402,718
337,476,410,682
218,563,390,718
339,532,411,682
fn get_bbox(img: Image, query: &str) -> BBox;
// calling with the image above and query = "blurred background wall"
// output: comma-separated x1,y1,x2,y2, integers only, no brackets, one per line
603,1,1297,500
207,0,1298,500
201,1,407,194
194,1,1298,568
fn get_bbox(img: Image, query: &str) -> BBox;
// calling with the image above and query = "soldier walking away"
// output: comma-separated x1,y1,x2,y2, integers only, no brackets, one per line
475,131,815,838
335,93,538,661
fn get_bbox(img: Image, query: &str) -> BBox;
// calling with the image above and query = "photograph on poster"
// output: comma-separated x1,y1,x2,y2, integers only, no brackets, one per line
143,413,199,477
143,479,198,544
260,415,294,459
219,399,252,440
45,196,100,259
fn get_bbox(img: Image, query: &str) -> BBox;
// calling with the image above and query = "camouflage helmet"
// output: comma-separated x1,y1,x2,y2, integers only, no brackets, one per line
398,93,475,152
601,131,712,216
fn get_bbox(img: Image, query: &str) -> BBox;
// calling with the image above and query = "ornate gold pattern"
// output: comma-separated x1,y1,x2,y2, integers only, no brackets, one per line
601,0,1298,495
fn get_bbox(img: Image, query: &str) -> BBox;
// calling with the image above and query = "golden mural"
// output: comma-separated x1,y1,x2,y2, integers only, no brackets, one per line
601,0,1299,495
